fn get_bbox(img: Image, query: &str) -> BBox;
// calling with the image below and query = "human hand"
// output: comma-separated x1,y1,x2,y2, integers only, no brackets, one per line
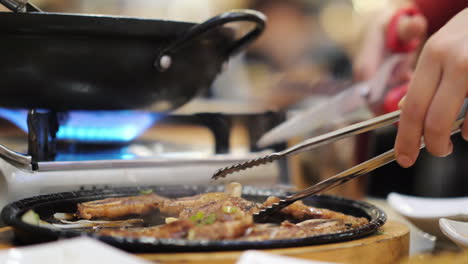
395,8,468,168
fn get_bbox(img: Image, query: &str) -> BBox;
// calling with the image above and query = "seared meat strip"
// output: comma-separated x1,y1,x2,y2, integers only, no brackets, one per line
77,193,167,220
263,196,369,228
178,196,261,221
189,217,253,240
159,182,244,216
100,219,195,239
241,219,352,241
159,192,229,216
77,183,244,220
100,216,254,240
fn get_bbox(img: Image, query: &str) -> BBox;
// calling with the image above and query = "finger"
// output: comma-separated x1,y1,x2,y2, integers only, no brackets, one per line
394,44,442,167
397,14,427,45
423,66,467,156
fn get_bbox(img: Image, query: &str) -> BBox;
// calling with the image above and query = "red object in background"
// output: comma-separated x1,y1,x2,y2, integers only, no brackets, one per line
387,2,468,51
414,0,468,36
384,83,408,113
386,7,422,53
383,2,468,113
383,7,417,114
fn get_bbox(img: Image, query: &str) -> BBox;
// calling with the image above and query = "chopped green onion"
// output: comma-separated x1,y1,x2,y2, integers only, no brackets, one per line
195,211,204,219
139,189,153,195
190,212,217,225
202,213,217,225
222,206,238,214
190,212,205,223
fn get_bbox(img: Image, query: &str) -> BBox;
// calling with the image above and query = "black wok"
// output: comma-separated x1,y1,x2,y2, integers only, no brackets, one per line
1,185,387,253
0,9,265,110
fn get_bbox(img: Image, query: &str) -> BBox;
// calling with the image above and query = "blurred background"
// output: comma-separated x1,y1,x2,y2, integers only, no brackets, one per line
2,0,467,200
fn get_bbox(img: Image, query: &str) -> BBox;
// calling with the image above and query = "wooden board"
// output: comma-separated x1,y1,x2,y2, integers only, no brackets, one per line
0,221,409,264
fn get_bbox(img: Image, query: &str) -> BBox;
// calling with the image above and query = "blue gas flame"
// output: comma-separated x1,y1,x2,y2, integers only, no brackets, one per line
0,108,161,143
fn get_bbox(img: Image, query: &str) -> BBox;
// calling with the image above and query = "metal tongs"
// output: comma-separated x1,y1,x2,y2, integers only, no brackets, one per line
0,0,41,12
212,110,465,223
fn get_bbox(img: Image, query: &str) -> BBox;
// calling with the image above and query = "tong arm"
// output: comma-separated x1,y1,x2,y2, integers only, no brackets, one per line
253,117,465,223
0,0,41,12
213,110,401,179
280,110,401,157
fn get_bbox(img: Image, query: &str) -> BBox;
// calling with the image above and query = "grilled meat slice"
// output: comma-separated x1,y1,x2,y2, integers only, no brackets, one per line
178,196,261,222
242,219,352,241
263,196,369,228
158,192,229,216
77,183,244,220
158,182,244,216
100,216,254,240
77,193,167,220
188,217,253,240
100,219,195,239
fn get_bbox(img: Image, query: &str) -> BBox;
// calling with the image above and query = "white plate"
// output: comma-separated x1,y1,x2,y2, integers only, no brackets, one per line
0,237,151,264
439,218,468,249
387,193,468,238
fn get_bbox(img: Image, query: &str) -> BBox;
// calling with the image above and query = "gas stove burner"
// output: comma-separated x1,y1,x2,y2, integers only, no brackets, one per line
0,105,288,207
0,108,163,167
0,108,160,143
0,106,287,166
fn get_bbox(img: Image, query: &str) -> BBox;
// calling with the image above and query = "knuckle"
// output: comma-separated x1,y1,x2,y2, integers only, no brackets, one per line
401,100,425,123
424,35,449,59
424,116,447,138
454,53,468,72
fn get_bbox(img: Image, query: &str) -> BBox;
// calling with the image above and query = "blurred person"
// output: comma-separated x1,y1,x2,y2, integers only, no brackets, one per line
248,0,351,76
245,0,352,109
247,0,316,70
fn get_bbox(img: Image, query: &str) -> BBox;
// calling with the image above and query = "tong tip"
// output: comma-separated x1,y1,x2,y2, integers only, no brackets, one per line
211,153,281,180
253,199,289,223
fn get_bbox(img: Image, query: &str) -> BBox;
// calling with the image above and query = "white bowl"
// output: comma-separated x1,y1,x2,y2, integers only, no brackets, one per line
439,218,468,249
387,193,468,238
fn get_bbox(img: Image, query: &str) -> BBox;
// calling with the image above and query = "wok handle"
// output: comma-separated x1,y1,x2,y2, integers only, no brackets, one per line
154,9,266,71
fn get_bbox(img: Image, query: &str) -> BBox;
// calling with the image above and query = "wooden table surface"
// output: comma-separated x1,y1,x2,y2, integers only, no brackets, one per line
0,221,409,264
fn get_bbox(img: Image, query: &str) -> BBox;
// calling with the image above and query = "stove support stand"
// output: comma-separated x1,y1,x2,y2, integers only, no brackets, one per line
195,112,290,184
27,109,59,169
195,113,230,154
